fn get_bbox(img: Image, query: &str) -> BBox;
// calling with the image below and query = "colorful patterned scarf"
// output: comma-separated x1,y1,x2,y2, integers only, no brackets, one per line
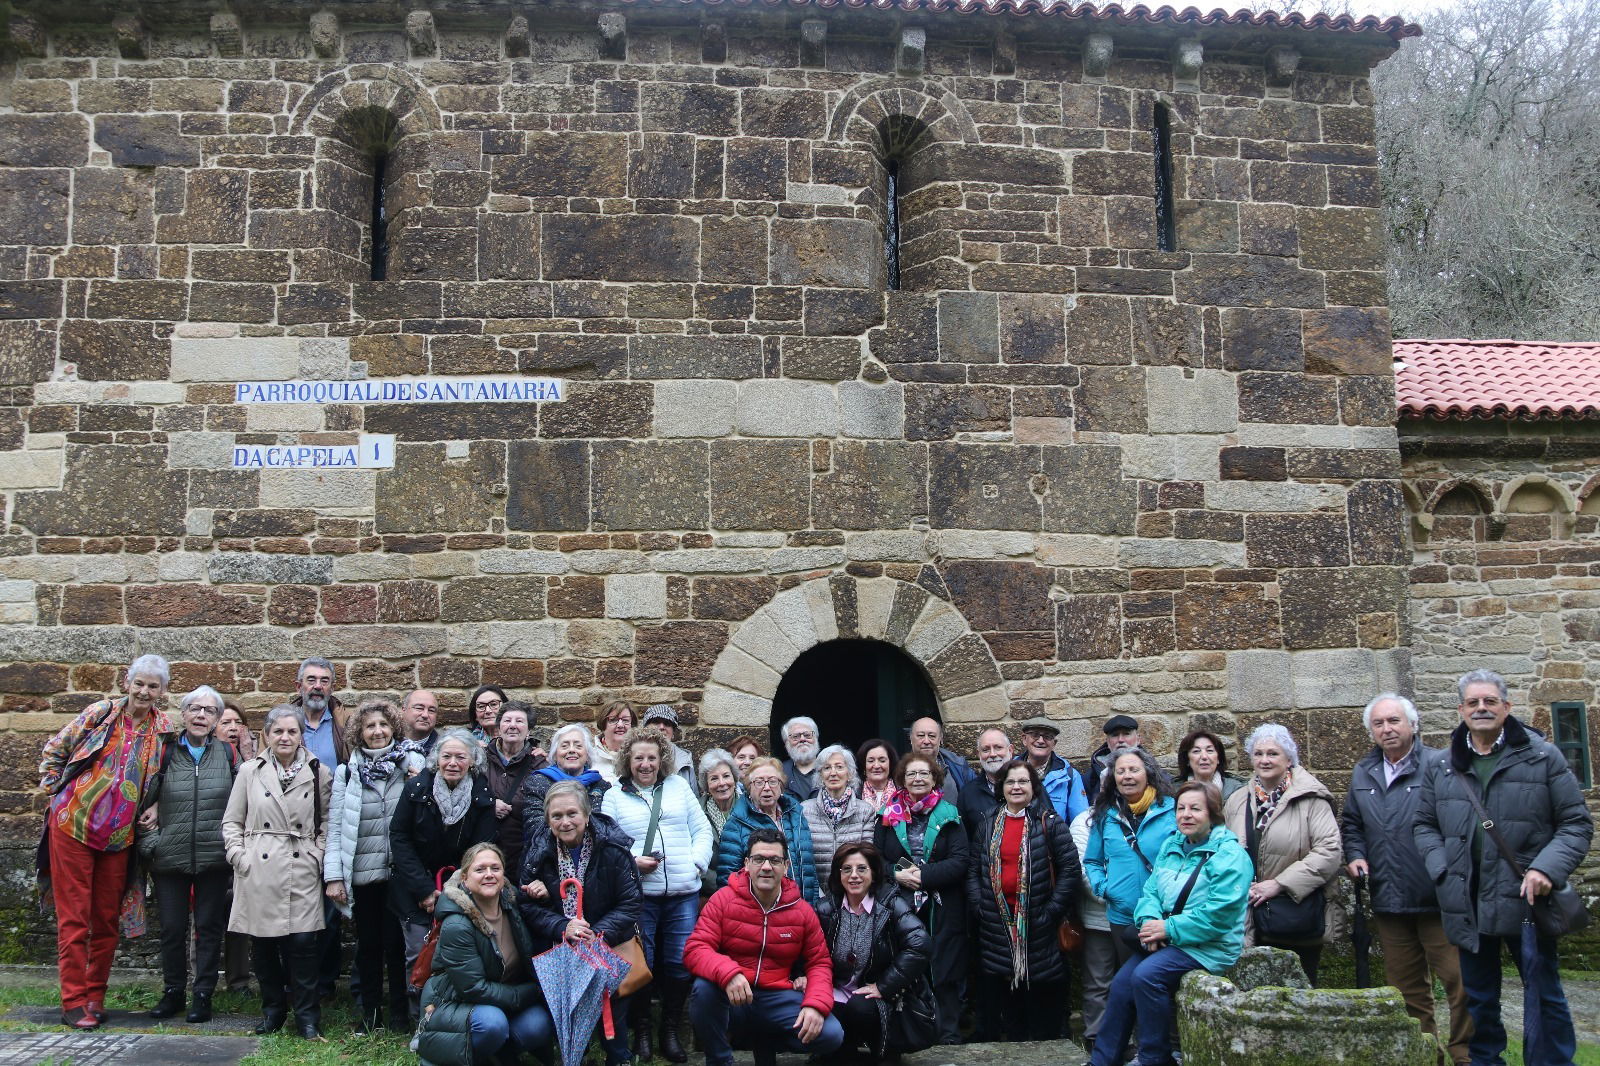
860,781,892,811
988,808,1032,987
880,787,943,827
275,755,304,793
1252,771,1291,832
556,830,593,918
819,789,853,825
357,744,404,791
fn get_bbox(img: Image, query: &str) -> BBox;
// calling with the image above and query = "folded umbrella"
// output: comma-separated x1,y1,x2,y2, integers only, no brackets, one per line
1352,873,1371,989
532,878,633,1066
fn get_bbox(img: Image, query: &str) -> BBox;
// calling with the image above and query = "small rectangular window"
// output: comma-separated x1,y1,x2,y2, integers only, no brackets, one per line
885,158,901,292
1152,102,1177,253
1551,700,1591,787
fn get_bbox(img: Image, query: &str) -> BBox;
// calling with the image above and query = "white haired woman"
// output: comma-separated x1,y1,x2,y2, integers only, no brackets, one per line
137,685,235,1024
1222,722,1342,985
519,722,610,854
801,745,877,892
38,654,177,1030
223,705,334,1038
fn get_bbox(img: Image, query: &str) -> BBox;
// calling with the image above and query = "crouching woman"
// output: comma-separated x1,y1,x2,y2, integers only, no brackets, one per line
416,842,553,1066
1089,781,1252,1066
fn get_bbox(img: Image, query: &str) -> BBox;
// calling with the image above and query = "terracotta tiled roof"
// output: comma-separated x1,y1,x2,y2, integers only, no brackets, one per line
615,0,1422,39
1394,339,1600,421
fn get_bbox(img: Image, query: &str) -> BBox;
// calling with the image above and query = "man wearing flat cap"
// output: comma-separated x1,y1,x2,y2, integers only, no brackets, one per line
643,704,697,793
1082,714,1141,806
1019,716,1088,823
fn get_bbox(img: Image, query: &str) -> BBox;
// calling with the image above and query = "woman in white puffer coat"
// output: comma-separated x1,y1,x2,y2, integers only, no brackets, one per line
608,726,713,1063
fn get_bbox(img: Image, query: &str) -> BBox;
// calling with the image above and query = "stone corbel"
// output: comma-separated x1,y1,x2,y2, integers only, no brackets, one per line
1083,32,1114,79
1172,38,1203,82
310,11,340,59
800,19,827,68
1267,45,1299,87
112,14,148,59
598,13,627,60
993,30,1017,76
406,10,438,59
702,21,726,64
210,12,244,58
506,14,530,58
897,26,926,76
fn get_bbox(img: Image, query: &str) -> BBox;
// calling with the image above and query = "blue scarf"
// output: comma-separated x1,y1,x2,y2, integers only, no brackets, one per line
537,764,604,788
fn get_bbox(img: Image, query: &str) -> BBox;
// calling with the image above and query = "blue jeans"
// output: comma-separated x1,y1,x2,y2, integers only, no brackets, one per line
1459,928,1577,1066
469,1003,555,1064
640,893,700,981
1090,946,1203,1066
688,978,845,1066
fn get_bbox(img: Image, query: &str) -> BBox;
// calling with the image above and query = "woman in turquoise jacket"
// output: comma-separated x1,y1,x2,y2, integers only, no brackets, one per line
710,756,819,901
1084,748,1177,945
1089,781,1252,1066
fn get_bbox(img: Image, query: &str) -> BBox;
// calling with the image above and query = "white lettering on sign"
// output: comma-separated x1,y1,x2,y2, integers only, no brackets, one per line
232,434,397,469
233,377,564,404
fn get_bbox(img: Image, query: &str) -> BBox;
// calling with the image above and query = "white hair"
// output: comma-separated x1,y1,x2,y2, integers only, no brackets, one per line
180,685,225,713
1243,723,1300,767
1362,692,1419,732
126,654,170,687
549,723,595,761
782,716,819,741
1457,669,1509,704
430,727,486,774
814,744,859,788
698,748,738,792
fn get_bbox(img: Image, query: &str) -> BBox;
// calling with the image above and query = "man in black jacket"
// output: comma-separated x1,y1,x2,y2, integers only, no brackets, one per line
1415,669,1593,1066
1343,693,1468,1065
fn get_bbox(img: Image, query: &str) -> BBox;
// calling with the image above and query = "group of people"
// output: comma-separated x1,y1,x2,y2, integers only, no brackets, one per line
37,656,1592,1066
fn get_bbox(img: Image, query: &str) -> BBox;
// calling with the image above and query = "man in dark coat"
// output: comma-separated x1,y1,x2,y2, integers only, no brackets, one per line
1343,693,1469,1065
956,727,1020,839
1080,715,1140,807
1415,669,1593,1066
908,716,975,795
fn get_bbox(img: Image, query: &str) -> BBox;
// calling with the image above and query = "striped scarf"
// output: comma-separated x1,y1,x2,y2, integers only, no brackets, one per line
987,809,1031,987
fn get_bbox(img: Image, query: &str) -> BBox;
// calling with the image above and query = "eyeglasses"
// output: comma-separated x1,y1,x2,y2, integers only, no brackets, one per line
903,770,933,778
477,698,504,709
746,856,785,868
787,731,815,741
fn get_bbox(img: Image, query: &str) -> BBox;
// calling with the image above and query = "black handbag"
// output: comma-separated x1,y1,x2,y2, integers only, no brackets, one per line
1245,798,1327,945
885,974,937,1054
1456,775,1592,939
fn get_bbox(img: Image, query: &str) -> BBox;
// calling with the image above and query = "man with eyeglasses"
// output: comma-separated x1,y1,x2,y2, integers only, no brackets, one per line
686,829,844,1066
779,717,822,802
1416,669,1592,1066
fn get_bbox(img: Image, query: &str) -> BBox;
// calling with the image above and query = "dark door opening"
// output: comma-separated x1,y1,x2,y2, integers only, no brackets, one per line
768,639,940,758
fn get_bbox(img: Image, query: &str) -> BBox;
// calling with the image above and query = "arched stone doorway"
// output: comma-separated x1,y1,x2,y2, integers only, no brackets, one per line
701,573,1010,747
768,639,938,756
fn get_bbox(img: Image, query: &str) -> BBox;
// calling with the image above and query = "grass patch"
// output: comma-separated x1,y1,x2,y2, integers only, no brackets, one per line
1506,1038,1600,1066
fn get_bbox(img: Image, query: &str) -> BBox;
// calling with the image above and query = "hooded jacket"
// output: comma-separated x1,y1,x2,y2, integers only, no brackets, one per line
1341,742,1445,915
609,773,714,897
1414,715,1593,952
1039,753,1090,824
519,811,642,952
389,770,498,925
1085,795,1179,925
1223,766,1343,945
417,870,540,1066
966,805,1080,984
684,868,835,1016
1134,825,1253,974
713,792,820,903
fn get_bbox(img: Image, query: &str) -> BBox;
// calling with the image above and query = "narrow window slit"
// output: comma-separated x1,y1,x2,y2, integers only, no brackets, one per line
370,150,389,281
1153,102,1177,253
885,157,902,292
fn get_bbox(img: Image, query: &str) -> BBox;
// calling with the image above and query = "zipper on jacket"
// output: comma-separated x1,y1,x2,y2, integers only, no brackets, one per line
190,743,201,874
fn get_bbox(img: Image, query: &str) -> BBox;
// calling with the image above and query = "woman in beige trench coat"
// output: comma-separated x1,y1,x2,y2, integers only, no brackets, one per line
1223,722,1342,986
223,706,333,1039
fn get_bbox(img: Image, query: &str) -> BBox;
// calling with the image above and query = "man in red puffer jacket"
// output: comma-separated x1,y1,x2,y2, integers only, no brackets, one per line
685,828,843,1066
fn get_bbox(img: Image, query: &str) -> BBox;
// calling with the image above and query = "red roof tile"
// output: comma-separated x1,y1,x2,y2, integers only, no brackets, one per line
613,0,1422,39
1394,339,1600,421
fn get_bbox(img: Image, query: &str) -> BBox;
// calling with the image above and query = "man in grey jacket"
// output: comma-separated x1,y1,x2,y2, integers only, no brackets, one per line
1343,693,1469,1065
1415,669,1594,1066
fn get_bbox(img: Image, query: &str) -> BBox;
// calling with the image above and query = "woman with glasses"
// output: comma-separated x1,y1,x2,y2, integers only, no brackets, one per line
467,685,509,746
591,701,636,786
872,753,968,1046
712,756,820,901
482,701,545,877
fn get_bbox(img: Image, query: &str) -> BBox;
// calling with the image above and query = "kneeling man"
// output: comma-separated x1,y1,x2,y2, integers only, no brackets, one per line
685,828,843,1066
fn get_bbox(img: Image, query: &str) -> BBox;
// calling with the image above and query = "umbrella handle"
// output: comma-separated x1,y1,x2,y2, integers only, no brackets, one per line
560,877,584,920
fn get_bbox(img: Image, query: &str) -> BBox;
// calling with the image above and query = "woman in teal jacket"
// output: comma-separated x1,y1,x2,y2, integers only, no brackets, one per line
1089,781,1252,1066
711,757,819,901
1084,748,1177,947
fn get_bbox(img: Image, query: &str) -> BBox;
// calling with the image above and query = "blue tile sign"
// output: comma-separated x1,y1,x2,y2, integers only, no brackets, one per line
232,434,397,469
233,377,564,404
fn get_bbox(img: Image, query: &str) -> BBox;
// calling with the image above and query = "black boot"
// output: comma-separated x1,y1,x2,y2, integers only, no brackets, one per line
287,931,322,1039
629,989,653,1061
659,979,689,1064
255,1009,287,1035
186,991,212,1023
149,988,184,1020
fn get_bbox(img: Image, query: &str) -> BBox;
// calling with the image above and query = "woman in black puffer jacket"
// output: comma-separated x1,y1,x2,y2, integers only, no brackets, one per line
811,842,931,1060
967,761,1080,1043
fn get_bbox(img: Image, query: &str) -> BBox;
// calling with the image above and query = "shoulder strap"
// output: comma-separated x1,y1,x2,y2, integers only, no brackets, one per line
1119,812,1154,872
1455,772,1527,881
310,758,324,836
1244,798,1261,867
1170,852,1213,916
642,783,665,856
